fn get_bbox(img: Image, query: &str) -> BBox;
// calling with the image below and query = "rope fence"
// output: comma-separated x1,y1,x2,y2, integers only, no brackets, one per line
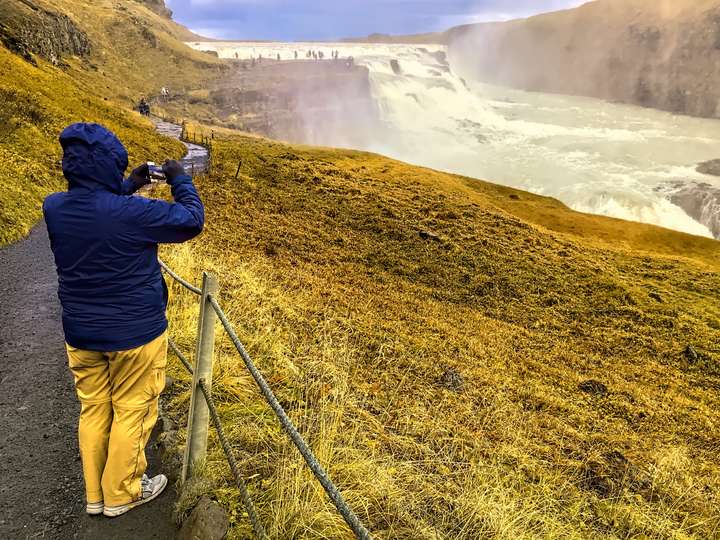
159,259,202,295
198,378,268,540
160,261,373,540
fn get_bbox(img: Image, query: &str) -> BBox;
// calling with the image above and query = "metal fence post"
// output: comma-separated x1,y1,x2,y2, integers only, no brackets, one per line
182,272,219,482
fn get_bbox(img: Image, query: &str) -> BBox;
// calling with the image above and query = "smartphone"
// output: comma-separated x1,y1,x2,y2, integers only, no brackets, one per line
147,162,166,182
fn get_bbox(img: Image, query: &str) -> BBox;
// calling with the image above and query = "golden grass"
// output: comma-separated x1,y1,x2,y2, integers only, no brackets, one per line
160,133,720,539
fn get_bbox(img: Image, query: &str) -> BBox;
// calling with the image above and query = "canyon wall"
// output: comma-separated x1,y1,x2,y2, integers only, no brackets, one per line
447,0,720,118
202,60,379,147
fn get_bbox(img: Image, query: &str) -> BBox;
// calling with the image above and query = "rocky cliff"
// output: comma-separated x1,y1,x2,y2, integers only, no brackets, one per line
135,0,172,19
447,0,720,118
193,60,379,147
0,0,90,64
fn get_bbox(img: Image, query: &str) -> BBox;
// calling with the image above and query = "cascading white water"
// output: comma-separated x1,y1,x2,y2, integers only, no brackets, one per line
189,41,720,238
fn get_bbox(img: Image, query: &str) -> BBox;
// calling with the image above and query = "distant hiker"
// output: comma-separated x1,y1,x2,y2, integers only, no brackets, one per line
137,97,150,116
235,51,239,59
258,53,263,63
277,53,281,61
43,123,204,519
294,50,298,59
319,51,324,60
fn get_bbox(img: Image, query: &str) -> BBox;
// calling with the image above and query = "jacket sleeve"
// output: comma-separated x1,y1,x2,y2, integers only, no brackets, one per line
121,174,205,244
121,178,141,196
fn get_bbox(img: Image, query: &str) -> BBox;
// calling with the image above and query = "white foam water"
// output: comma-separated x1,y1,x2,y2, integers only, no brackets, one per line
189,41,720,238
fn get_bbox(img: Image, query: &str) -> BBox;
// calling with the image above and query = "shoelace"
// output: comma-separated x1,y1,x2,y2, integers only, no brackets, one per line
141,474,152,497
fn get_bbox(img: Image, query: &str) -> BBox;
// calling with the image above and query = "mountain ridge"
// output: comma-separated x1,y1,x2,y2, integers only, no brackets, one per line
452,0,720,118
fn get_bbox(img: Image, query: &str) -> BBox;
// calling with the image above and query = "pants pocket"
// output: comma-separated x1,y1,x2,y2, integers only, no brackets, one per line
144,364,166,401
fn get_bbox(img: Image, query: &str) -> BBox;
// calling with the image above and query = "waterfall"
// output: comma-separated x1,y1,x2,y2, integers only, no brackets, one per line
189,41,720,239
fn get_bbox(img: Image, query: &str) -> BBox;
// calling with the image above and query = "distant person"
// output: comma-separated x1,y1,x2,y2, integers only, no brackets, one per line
43,123,204,518
159,87,169,102
294,50,298,60
137,97,150,116
277,53,281,61
235,52,239,59
258,53,263,63
319,51,324,60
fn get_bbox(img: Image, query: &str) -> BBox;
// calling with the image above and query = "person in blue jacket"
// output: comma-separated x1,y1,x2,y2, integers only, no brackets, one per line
43,122,204,518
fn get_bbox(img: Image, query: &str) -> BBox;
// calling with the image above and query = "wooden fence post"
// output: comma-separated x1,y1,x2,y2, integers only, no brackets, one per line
182,272,219,482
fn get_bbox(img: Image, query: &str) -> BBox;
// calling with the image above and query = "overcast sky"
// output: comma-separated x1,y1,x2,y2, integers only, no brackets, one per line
165,0,588,41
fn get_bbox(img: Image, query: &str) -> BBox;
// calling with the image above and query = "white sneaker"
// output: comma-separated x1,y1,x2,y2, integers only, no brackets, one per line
86,501,104,515
103,474,168,518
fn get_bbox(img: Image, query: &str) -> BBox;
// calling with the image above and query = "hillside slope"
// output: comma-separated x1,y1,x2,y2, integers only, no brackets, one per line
162,128,720,539
0,0,223,244
447,0,720,118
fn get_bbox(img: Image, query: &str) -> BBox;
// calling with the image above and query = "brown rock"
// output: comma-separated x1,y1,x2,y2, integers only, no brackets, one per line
178,497,229,540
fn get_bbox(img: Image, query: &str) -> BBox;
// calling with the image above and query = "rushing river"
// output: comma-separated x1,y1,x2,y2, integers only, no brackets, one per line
189,41,720,238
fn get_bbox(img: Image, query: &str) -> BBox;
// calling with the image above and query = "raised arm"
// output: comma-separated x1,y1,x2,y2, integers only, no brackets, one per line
121,160,204,244
121,163,152,196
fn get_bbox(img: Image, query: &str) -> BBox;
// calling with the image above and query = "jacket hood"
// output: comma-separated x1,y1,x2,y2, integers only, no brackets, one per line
60,123,128,193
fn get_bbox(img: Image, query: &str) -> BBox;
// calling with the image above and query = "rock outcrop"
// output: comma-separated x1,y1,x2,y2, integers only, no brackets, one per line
135,0,172,19
204,60,379,148
666,182,720,238
447,0,720,118
0,0,90,64
178,497,229,540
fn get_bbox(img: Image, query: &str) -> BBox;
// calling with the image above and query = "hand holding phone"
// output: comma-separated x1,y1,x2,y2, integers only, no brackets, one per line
146,162,166,182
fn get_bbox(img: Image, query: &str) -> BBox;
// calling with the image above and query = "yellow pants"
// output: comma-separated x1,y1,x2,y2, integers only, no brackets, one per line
66,331,167,506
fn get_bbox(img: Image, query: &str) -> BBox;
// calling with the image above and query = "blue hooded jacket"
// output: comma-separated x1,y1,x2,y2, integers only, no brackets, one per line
43,123,204,351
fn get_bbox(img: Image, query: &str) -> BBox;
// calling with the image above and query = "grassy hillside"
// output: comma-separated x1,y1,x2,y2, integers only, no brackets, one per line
162,131,720,539
0,0,224,244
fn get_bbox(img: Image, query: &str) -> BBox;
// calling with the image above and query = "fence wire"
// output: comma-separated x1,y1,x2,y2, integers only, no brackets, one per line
168,336,194,375
208,295,373,540
161,259,373,539
159,259,202,295
198,378,268,540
